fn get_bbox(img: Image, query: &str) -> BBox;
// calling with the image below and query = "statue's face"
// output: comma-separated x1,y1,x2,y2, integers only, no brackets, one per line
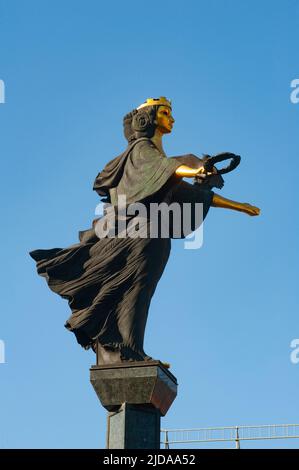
155,105,175,134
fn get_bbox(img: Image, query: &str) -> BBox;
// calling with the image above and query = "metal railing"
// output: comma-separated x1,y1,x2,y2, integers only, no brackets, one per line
161,424,299,449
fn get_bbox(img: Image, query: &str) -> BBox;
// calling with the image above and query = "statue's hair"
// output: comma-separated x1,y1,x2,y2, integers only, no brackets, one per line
123,105,159,143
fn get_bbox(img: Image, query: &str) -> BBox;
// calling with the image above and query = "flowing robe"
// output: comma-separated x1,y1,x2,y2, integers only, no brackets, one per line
30,138,214,361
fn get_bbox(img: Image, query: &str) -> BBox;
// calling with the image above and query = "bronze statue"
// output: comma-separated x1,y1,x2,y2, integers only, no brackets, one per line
30,97,260,366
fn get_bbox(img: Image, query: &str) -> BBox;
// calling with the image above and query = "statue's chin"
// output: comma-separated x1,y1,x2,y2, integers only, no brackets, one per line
156,125,173,135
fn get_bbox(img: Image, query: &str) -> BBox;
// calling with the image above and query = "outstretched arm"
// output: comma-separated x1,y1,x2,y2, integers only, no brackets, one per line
211,193,260,216
175,165,260,217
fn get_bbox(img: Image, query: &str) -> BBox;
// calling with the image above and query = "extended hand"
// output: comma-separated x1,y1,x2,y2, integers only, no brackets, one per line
240,203,261,216
196,166,217,177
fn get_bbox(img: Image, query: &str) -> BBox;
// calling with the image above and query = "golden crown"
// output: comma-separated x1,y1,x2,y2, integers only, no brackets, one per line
137,96,172,110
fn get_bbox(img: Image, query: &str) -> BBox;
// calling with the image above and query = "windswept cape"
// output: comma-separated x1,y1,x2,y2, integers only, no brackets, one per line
30,138,214,361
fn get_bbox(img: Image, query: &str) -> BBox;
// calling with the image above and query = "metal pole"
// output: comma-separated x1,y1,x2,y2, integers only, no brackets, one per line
235,426,240,449
165,430,170,449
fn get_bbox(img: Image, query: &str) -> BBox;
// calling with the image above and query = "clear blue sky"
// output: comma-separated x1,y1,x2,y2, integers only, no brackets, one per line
0,0,298,449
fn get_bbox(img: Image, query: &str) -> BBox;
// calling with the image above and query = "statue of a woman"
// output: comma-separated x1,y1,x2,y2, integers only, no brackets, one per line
30,97,260,365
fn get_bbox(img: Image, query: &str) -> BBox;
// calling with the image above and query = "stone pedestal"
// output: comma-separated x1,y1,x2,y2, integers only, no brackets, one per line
90,361,178,449
106,403,161,449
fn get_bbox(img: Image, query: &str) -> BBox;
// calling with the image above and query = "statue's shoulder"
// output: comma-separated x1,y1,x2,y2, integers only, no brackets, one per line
130,138,159,158
131,137,153,151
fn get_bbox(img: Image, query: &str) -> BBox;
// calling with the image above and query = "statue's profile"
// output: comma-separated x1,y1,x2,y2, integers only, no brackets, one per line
30,97,260,366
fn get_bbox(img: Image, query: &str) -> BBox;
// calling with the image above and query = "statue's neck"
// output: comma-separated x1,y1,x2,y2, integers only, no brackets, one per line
151,129,166,156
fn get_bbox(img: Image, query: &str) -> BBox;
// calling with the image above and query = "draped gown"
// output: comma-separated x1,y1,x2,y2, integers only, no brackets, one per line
30,138,214,362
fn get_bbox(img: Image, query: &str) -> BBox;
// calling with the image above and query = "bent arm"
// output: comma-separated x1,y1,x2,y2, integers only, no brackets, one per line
175,164,210,177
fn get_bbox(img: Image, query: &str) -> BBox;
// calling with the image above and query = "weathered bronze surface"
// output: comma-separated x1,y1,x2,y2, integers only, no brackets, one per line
30,97,260,366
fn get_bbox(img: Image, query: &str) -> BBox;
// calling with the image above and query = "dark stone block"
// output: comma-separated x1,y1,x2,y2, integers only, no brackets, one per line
90,361,177,416
107,403,161,449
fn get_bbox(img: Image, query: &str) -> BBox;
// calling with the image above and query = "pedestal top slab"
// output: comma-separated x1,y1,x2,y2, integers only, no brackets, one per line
90,360,178,416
